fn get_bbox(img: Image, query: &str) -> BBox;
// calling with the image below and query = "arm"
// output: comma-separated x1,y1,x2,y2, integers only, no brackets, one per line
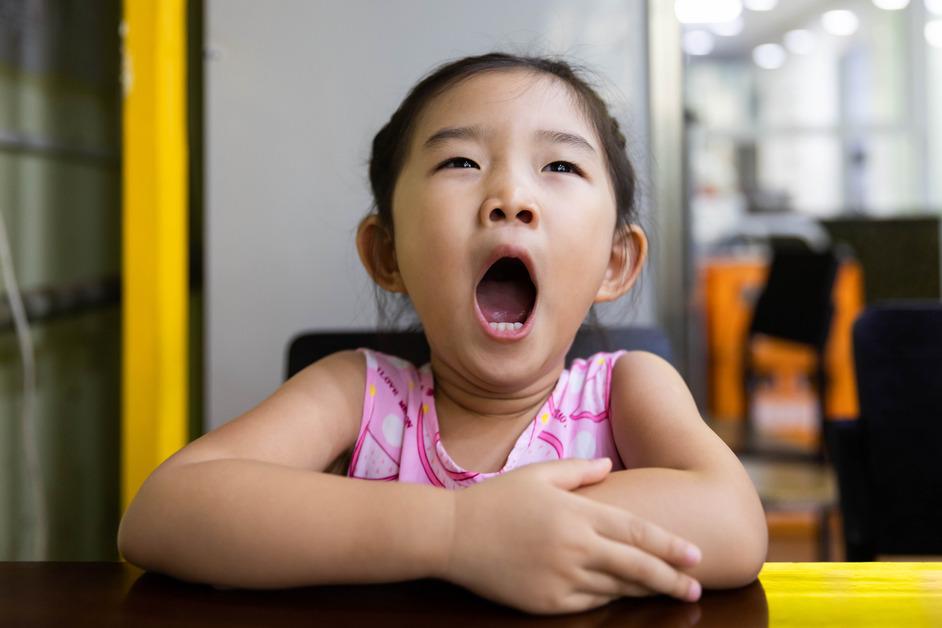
118,459,453,588
573,352,767,589
118,350,453,588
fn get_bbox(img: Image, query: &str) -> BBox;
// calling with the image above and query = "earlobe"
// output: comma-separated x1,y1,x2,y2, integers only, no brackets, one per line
356,215,407,293
594,224,648,303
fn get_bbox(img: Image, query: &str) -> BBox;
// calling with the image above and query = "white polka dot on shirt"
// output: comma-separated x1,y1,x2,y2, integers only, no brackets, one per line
575,430,596,459
382,413,404,445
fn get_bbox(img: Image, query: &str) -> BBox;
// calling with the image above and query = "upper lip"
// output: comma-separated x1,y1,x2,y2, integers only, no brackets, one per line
474,243,539,292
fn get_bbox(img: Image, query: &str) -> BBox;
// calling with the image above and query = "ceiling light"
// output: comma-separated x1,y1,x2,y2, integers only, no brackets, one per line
683,29,716,55
927,20,942,46
744,0,778,10
926,0,942,15
822,10,860,36
784,29,816,54
753,43,787,69
711,16,745,37
675,0,743,24
872,0,910,8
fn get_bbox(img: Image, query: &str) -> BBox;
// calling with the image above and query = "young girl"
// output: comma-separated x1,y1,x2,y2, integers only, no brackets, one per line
118,52,767,615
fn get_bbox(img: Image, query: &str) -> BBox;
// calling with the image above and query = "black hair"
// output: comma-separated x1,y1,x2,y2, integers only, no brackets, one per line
362,51,645,345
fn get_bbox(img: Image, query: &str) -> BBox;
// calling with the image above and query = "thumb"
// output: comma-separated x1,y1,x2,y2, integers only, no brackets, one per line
543,457,612,491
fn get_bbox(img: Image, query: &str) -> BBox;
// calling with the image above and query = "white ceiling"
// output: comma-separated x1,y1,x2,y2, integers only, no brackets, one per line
696,0,845,57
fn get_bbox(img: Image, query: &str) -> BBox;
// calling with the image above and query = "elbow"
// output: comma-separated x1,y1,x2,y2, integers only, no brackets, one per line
116,503,146,568
699,490,768,589
116,477,166,570
723,495,769,588
735,523,768,585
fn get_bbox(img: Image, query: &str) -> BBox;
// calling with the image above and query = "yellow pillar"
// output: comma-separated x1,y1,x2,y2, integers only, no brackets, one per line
121,0,188,511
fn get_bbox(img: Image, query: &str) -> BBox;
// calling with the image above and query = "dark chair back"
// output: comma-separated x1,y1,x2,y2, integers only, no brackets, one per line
286,325,673,379
748,247,840,349
826,301,942,559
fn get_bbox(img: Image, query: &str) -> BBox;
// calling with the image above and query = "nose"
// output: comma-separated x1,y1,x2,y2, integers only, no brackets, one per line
478,168,539,227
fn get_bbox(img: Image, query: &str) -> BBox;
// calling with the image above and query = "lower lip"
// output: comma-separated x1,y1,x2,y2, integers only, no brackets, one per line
473,296,537,342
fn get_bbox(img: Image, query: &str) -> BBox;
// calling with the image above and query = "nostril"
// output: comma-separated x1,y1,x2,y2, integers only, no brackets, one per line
489,208,504,221
517,210,533,224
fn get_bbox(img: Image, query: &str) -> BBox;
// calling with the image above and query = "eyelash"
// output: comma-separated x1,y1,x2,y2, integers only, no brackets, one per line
438,157,583,176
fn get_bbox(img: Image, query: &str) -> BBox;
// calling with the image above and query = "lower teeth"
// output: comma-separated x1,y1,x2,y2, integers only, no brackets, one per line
488,322,523,331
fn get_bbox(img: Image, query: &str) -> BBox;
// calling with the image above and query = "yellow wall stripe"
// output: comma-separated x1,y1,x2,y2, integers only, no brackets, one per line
121,0,188,511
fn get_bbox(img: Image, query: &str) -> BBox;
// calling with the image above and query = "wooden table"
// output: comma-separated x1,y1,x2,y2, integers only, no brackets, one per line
2,562,940,626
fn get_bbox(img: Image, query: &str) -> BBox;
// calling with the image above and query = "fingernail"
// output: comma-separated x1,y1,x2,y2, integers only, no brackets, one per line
685,544,702,564
687,580,701,602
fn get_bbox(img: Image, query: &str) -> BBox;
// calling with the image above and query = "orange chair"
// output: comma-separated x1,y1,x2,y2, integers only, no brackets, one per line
742,246,841,460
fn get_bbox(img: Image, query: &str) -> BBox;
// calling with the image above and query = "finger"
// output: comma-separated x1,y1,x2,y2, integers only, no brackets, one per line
577,568,655,599
593,507,701,568
589,538,701,602
536,457,612,491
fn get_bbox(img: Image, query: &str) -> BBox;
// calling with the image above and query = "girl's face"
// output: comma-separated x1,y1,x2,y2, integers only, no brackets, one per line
386,69,634,388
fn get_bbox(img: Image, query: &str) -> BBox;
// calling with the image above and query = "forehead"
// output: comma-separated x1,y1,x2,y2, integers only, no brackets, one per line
412,69,596,143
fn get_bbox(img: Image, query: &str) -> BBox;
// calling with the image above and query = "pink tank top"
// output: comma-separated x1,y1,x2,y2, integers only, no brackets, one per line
347,348,627,488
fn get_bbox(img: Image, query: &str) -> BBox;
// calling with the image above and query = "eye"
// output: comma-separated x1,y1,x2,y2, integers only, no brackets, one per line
543,161,581,175
439,157,479,170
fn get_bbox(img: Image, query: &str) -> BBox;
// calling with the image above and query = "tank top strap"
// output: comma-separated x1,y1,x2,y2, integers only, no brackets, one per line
347,348,419,480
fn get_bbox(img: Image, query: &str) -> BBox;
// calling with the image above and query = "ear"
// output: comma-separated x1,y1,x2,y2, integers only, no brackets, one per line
356,214,407,293
594,224,647,303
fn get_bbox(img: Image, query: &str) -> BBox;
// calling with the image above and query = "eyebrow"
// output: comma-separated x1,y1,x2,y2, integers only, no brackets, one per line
422,125,597,156
422,125,488,149
534,129,597,156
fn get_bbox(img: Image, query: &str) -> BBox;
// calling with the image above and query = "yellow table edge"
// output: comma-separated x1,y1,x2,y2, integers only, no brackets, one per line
759,562,942,626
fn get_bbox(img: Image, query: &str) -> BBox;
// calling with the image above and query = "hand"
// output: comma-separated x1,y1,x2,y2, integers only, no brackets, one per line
438,457,702,615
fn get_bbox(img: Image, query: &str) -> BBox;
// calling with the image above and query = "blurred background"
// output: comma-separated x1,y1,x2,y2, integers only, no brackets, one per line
1,0,940,563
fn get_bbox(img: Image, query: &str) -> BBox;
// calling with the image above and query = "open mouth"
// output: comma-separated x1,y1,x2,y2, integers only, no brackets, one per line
474,256,538,331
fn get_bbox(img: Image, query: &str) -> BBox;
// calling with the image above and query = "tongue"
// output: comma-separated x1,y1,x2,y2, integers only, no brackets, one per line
476,278,533,323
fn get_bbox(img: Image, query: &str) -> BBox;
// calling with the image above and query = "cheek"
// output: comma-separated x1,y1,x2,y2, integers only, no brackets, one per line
548,205,616,288
553,196,616,250
394,216,468,293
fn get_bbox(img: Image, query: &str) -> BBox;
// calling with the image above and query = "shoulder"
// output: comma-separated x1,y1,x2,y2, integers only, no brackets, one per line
610,349,684,400
291,349,366,401
357,347,417,372
568,350,625,384
608,350,734,473
357,348,423,389
157,348,369,475
285,348,368,439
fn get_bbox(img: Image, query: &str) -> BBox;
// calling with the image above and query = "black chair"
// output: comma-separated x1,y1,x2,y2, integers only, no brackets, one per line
286,325,673,379
825,302,942,561
742,245,841,461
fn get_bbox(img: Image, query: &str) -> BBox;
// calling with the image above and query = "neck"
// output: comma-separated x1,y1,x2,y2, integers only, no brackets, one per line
428,352,565,425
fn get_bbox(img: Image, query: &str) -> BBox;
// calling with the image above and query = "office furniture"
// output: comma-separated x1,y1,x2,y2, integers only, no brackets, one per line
702,256,862,428
826,302,942,561
741,247,840,461
3,562,941,626
286,326,674,379
822,216,940,303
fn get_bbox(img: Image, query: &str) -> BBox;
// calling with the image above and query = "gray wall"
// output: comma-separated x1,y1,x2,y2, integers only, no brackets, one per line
206,0,655,429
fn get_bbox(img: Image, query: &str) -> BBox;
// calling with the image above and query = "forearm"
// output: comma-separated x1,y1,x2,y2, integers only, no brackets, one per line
573,468,768,588
117,459,453,588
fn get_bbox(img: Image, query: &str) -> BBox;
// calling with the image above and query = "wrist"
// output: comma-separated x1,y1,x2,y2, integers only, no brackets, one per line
429,487,459,580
